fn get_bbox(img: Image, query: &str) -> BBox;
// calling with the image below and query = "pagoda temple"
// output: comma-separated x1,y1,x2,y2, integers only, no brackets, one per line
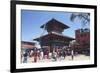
34,18,74,52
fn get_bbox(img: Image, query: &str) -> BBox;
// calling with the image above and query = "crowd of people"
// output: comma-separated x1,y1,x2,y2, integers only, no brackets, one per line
21,46,74,63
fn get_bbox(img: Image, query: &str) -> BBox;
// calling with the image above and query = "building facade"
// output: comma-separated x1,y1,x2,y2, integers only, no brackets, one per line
21,41,36,53
73,28,90,55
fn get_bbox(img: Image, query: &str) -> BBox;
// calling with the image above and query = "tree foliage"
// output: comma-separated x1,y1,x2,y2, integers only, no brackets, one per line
70,13,90,28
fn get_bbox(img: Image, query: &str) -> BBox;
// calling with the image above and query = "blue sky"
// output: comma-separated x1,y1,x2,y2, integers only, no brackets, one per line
21,10,89,42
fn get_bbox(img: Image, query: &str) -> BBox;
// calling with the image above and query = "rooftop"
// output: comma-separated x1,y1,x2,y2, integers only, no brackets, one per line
34,32,74,41
21,41,35,45
40,18,69,29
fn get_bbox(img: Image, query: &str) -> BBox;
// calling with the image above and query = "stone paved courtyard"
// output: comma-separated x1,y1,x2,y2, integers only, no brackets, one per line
22,54,90,63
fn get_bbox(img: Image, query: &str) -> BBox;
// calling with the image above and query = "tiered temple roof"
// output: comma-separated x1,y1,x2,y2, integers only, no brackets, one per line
34,18,74,47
